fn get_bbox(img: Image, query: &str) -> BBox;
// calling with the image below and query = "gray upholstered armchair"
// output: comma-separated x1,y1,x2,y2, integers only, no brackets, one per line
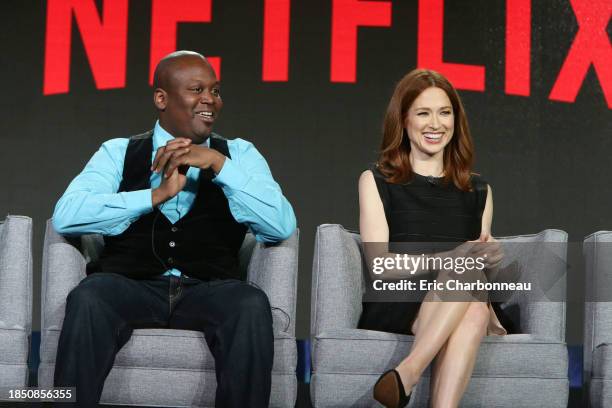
39,219,299,407
584,231,612,408
0,215,33,390
310,224,568,407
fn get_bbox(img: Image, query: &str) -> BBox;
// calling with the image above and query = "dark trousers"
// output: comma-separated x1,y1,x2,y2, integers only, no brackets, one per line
53,273,274,407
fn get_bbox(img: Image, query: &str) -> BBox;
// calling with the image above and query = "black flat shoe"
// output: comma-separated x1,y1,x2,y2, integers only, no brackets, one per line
373,369,411,408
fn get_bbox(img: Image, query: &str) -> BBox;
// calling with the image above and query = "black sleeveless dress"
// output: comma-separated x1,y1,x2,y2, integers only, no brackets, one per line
357,168,502,335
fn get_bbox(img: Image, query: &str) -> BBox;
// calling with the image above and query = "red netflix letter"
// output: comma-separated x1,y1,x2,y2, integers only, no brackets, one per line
330,0,391,83
505,0,531,96
417,0,485,91
150,0,220,83
43,0,128,95
549,0,612,108
263,0,291,81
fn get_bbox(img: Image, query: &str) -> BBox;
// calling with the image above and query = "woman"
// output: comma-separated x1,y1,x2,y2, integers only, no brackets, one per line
358,69,507,408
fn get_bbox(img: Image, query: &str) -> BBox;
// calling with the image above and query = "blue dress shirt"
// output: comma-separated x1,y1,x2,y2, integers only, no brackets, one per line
53,122,296,276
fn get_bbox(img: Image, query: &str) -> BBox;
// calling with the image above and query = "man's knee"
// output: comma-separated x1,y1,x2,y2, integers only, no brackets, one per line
233,285,272,323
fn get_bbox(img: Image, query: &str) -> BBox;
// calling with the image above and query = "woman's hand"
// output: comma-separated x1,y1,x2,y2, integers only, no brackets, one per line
471,233,504,269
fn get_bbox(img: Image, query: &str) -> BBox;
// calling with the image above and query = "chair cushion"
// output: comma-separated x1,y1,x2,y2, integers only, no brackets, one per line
311,372,568,408
38,362,297,407
313,328,567,378
591,378,612,408
41,328,296,373
0,364,28,389
0,327,28,364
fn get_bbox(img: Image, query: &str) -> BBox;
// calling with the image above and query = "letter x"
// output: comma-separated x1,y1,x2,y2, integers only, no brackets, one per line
549,0,612,108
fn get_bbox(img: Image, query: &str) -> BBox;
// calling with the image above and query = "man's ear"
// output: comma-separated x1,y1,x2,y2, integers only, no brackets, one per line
153,88,167,111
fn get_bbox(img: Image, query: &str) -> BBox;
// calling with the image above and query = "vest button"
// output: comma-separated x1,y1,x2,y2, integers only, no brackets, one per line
171,226,178,232
169,241,176,248
167,257,174,265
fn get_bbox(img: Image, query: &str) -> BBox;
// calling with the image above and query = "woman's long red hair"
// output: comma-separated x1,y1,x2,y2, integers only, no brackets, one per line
377,69,475,191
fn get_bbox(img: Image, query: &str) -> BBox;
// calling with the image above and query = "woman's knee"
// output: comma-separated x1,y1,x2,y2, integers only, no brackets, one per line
459,302,489,336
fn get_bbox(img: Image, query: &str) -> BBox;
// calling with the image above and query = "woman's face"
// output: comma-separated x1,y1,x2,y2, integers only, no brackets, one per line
404,86,454,158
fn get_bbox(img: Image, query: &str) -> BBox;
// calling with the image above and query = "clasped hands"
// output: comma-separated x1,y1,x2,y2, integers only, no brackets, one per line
466,233,503,269
151,138,226,206
442,233,504,277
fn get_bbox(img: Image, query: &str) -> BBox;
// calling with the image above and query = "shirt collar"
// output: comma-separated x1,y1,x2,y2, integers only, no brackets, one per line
153,120,210,151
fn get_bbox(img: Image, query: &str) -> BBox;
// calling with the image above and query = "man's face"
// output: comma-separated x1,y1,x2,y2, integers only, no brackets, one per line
158,57,223,143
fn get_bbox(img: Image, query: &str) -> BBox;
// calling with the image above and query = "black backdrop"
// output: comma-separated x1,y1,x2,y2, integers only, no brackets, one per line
1,0,610,344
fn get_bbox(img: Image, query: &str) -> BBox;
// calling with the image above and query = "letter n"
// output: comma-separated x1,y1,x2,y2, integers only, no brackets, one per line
44,0,128,95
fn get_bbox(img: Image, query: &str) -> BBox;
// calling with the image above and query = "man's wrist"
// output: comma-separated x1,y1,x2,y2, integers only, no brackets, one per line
211,151,226,174
151,187,169,207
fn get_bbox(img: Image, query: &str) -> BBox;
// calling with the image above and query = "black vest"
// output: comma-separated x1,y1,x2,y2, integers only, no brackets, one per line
89,130,247,280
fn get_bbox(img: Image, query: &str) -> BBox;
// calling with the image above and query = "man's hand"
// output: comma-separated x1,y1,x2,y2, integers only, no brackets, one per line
150,138,192,206
151,138,192,175
159,144,226,179
150,138,227,206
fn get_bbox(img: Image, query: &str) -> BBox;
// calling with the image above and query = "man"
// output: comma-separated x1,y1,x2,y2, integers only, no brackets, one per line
52,50,296,407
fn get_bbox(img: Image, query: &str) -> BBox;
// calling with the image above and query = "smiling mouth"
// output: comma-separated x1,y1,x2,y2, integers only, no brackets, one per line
196,111,215,122
423,132,444,143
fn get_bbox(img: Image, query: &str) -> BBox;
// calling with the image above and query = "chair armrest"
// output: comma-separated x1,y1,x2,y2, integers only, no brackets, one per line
247,229,299,335
496,229,567,340
311,224,364,336
44,218,74,246
42,220,87,331
583,231,612,385
0,215,33,331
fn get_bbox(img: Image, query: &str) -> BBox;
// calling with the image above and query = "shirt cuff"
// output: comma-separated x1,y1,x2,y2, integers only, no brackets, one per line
213,158,249,193
121,189,154,214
